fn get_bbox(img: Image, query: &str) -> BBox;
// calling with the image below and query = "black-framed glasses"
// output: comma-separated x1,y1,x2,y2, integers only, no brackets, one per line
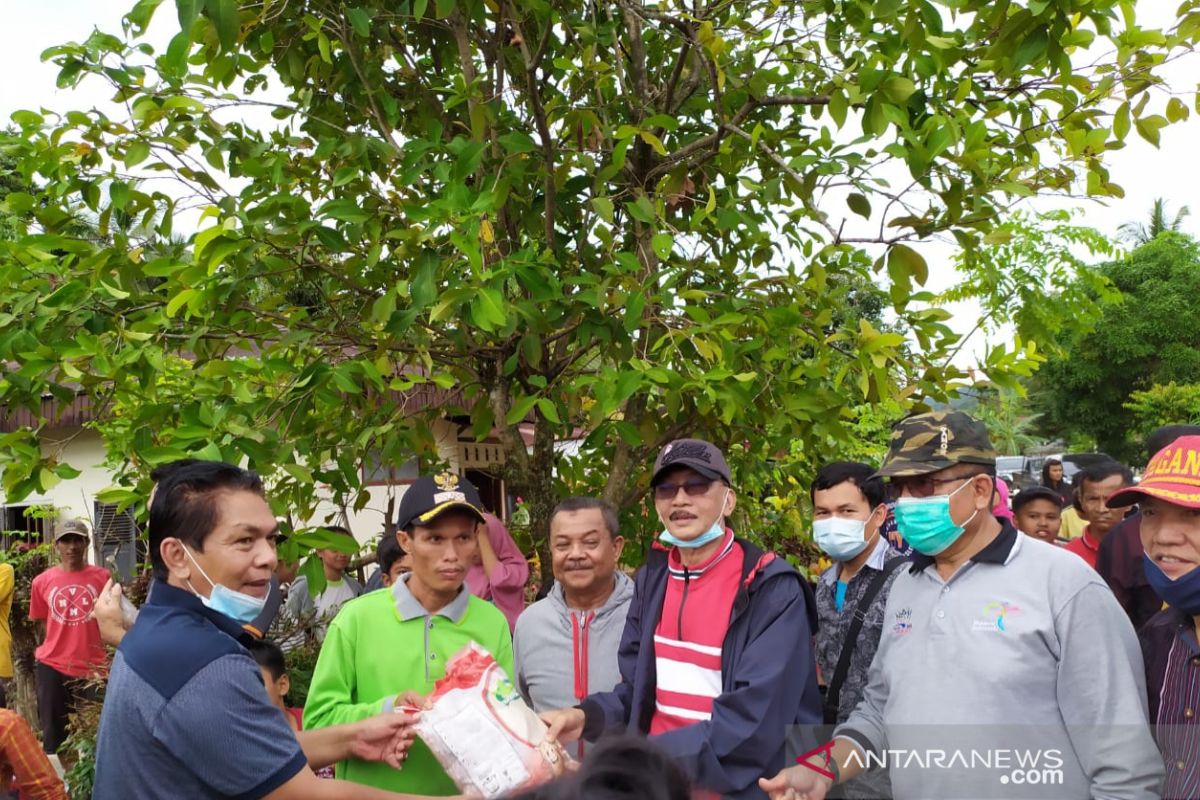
886,474,976,501
653,478,715,500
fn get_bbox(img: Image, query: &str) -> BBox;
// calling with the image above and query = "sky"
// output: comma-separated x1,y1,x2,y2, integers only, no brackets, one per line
3,1,1198,370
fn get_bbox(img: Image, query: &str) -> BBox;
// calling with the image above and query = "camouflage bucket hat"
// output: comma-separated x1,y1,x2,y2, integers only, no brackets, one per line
874,410,997,479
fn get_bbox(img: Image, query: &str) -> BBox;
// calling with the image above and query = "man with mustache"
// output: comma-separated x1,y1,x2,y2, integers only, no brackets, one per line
303,472,513,794
513,497,633,758
540,439,820,799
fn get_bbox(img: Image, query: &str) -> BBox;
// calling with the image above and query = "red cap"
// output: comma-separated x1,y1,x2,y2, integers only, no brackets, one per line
1107,435,1200,509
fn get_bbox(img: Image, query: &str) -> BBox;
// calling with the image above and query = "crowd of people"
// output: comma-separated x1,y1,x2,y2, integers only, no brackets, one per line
0,411,1197,799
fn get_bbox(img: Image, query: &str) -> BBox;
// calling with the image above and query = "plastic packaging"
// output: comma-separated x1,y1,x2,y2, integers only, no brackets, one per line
415,643,572,798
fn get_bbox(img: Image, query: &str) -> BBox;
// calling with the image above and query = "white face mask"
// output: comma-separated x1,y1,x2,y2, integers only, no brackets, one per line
813,516,872,561
182,546,267,624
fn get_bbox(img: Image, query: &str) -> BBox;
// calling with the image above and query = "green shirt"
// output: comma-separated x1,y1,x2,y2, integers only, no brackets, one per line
303,577,514,795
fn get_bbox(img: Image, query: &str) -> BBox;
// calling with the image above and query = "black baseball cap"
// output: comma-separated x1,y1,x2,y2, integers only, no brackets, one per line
396,472,486,530
651,439,732,486
1012,486,1064,513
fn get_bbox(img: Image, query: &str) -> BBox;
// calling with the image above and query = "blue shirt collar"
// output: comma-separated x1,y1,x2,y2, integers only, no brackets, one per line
146,579,251,641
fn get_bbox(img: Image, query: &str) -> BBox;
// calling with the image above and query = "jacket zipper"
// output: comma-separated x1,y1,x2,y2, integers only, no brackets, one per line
677,567,690,639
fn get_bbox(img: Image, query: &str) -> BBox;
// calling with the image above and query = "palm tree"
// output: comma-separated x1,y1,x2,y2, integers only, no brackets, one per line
1118,198,1191,245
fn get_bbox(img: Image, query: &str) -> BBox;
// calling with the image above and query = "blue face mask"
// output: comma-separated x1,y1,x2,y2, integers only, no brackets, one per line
183,547,268,625
1143,554,1200,615
813,516,874,561
659,489,730,549
893,480,978,556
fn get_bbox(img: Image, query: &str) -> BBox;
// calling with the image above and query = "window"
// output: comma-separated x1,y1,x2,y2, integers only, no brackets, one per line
362,453,420,485
0,505,50,548
93,502,144,580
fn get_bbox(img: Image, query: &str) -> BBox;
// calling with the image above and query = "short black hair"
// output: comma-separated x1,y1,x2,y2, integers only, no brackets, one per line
811,462,886,509
1075,461,1134,494
507,735,690,800
149,460,265,581
1012,487,1064,513
244,638,286,681
1146,425,1200,460
149,458,204,484
322,525,354,539
377,534,406,575
550,497,620,539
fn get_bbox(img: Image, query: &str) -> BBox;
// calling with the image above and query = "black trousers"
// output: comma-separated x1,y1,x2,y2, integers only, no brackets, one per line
36,662,97,754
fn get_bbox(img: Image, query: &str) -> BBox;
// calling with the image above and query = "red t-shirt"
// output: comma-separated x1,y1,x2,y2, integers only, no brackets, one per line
1063,527,1100,570
29,565,109,677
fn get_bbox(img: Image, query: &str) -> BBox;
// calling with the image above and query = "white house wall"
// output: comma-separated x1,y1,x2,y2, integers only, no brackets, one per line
0,419,466,558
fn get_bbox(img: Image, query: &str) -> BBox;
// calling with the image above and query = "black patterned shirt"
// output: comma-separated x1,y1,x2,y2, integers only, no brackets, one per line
815,538,902,799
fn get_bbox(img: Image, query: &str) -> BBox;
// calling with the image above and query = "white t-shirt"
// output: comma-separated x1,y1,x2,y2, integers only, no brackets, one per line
312,579,357,640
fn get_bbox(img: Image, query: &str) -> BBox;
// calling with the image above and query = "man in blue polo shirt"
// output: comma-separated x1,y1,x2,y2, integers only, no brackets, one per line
93,460,430,800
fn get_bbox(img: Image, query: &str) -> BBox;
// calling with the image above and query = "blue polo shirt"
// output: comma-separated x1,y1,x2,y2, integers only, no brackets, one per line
92,581,307,799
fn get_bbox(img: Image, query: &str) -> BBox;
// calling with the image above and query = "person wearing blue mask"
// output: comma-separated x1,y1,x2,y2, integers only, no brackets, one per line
1107,434,1200,800
93,459,439,800
810,462,906,800
541,438,820,799
762,411,1162,800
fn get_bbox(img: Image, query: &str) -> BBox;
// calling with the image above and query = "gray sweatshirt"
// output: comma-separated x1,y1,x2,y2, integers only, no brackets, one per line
836,526,1164,799
513,571,634,753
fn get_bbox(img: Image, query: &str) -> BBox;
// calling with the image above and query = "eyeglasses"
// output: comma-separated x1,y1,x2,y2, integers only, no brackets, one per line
653,478,716,500
886,474,977,501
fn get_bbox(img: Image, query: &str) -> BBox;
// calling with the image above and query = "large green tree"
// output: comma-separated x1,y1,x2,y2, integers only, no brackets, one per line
1,0,1195,577
1033,232,1200,461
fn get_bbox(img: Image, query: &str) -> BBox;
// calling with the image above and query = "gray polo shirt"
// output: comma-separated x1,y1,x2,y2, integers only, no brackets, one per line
836,523,1164,799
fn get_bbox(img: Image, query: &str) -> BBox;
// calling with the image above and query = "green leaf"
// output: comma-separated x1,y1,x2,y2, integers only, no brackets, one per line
626,194,656,223
124,141,151,167
413,0,428,20
205,0,239,52
591,197,614,223
638,130,668,156
880,76,916,104
346,7,371,37
847,193,871,218
371,290,396,324
1113,102,1131,141
282,463,314,484
176,0,199,33
10,110,44,128
536,398,561,424
320,199,372,223
505,394,538,425
651,233,674,260
1167,97,1189,124
42,281,88,309
828,90,848,128
166,288,196,317
470,287,507,332
1134,114,1168,147
887,244,928,286
498,132,538,154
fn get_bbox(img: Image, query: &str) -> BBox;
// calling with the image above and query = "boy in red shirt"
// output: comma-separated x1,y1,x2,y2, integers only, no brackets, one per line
28,520,109,754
